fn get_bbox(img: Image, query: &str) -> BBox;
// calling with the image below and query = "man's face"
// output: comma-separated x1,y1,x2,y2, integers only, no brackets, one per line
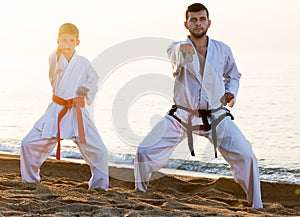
57,33,80,56
185,10,211,39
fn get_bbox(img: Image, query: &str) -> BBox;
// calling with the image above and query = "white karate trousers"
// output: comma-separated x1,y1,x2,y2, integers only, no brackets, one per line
134,114,263,208
20,120,109,190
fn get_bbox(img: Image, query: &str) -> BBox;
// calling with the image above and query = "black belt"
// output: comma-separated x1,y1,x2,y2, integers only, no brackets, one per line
167,104,234,158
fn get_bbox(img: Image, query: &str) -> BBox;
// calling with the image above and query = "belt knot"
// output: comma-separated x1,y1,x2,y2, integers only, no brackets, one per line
52,95,86,160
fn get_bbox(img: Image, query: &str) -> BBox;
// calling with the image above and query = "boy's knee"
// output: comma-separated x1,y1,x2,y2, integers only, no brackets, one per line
20,132,35,148
20,139,29,149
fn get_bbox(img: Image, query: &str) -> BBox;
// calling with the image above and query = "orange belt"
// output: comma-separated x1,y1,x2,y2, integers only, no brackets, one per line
52,95,86,160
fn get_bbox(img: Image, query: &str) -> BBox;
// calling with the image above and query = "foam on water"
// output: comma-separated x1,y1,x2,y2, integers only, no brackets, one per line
1,139,299,184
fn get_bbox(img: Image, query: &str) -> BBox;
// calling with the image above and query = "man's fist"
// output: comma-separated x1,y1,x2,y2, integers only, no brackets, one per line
179,43,195,56
221,93,235,107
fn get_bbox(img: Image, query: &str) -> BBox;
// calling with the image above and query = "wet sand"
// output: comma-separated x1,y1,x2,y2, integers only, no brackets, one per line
0,153,299,216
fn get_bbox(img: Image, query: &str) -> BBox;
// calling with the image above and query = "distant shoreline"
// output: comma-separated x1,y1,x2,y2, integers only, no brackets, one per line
1,150,298,185
0,150,227,180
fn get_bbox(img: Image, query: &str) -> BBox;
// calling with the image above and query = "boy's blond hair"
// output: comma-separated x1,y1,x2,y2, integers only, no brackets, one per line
58,23,79,39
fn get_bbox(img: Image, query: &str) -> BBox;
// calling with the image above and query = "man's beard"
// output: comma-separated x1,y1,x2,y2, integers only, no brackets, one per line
189,28,208,39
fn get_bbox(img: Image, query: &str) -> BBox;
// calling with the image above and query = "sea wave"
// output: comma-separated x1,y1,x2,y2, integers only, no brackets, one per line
1,139,299,184
108,153,300,184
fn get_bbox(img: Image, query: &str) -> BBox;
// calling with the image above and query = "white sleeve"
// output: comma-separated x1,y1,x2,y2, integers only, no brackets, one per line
167,41,193,76
48,51,57,87
48,51,64,87
82,63,99,103
223,46,241,98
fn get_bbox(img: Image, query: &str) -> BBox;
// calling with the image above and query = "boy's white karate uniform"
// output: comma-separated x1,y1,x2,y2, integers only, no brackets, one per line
21,51,109,190
134,37,263,208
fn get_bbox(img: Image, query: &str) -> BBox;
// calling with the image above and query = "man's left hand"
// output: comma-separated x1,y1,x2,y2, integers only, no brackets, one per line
221,93,235,107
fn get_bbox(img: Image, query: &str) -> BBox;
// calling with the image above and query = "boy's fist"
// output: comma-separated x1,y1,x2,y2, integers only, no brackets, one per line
76,86,89,97
56,43,69,56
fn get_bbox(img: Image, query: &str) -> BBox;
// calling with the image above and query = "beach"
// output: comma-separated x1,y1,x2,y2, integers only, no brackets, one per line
0,153,299,216
1,0,300,216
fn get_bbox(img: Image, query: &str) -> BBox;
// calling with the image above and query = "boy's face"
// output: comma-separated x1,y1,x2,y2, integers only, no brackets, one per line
57,33,80,56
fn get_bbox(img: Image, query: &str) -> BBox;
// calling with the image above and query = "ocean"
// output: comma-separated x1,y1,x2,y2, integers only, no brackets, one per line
0,45,299,185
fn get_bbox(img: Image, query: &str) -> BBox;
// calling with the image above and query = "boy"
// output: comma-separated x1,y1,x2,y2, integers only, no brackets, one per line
20,23,109,190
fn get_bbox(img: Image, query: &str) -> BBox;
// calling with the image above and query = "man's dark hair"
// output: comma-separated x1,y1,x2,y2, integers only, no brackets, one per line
185,3,209,20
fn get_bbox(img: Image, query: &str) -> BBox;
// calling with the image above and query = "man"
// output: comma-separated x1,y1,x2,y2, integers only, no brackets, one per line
134,3,263,208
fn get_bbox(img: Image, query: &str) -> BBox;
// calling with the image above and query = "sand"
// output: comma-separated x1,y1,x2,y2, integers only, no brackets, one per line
0,153,299,217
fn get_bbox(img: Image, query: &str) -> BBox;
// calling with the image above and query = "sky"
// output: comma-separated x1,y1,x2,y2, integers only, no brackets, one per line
0,0,300,88
1,0,300,155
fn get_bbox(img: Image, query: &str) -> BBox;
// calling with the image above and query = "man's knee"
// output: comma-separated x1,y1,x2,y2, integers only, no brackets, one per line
136,146,145,157
240,144,257,162
136,145,151,162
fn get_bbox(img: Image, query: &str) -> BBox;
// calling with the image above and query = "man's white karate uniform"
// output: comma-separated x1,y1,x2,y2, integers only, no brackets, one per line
21,51,109,190
134,37,263,208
